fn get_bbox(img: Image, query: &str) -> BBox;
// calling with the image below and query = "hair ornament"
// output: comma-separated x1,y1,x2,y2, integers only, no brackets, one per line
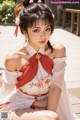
29,0,33,3
14,3,23,17
38,0,42,3
14,16,20,37
14,3,23,37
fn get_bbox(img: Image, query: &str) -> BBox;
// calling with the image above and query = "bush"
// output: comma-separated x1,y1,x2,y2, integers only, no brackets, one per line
0,0,16,23
0,0,15,4
0,0,4,4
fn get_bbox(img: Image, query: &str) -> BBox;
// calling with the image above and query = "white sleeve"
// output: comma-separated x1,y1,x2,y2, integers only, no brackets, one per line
2,69,22,85
51,57,66,89
52,58,76,120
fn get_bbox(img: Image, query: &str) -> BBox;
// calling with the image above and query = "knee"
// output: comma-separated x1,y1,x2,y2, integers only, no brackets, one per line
47,111,59,120
53,114,59,120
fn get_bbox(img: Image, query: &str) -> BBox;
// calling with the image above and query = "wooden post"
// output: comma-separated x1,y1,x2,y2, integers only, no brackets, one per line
71,13,75,33
62,10,66,28
57,5,63,26
77,13,80,36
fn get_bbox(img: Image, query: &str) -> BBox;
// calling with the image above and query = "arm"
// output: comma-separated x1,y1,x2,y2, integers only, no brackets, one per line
47,44,66,112
2,53,21,84
47,84,61,112
31,99,48,109
5,53,20,72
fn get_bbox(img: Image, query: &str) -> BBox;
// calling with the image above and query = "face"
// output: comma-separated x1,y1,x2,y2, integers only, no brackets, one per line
26,19,52,51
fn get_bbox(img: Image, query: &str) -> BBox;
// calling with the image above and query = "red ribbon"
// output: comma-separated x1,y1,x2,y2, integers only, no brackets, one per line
16,53,53,88
14,3,23,37
14,25,18,37
0,102,10,109
14,3,23,17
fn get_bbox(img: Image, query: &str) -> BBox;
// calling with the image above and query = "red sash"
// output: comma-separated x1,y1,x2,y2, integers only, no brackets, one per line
16,53,53,88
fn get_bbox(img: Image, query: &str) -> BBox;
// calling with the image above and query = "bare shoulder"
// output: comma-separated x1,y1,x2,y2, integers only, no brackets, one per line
5,51,21,72
52,43,66,59
5,46,29,71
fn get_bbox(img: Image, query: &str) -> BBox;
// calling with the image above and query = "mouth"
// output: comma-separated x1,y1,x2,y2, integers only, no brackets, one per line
39,41,46,44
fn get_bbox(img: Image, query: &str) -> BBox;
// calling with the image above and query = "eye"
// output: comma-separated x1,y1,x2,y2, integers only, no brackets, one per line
46,28,51,31
33,29,40,33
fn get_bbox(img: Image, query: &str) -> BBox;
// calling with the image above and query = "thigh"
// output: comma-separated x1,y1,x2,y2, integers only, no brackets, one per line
9,108,58,120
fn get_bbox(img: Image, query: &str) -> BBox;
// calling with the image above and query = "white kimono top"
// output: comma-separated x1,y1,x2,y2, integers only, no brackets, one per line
0,42,76,120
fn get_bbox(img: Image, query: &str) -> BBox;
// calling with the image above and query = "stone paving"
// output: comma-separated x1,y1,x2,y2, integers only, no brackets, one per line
0,23,80,119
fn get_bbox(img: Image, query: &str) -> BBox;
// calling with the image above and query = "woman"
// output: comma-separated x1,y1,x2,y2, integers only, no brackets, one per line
0,0,76,120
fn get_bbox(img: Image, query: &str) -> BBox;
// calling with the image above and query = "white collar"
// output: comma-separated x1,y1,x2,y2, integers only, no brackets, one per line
25,42,45,56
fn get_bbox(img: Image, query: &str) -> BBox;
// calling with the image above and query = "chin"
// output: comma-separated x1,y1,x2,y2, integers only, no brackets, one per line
39,42,47,46
39,44,45,48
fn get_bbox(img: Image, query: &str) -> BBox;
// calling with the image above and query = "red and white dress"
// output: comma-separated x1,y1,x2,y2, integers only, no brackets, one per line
0,42,76,120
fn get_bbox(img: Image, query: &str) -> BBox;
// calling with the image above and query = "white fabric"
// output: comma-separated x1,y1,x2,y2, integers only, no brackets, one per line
51,57,66,88
0,42,76,120
51,58,75,120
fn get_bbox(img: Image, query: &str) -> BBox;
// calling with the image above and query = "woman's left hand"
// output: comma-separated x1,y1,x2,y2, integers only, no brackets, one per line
34,99,48,109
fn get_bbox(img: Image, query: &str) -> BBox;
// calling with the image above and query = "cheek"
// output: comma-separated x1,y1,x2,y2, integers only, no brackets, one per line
31,34,41,41
46,32,51,37
28,33,39,42
28,32,36,40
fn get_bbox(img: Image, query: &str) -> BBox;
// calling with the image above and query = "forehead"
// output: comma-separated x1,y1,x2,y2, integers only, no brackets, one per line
31,19,50,27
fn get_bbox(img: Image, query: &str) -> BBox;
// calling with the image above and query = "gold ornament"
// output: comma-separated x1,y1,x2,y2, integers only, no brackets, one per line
36,53,41,60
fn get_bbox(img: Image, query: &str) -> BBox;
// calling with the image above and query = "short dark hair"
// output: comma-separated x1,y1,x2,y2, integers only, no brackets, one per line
19,3,54,34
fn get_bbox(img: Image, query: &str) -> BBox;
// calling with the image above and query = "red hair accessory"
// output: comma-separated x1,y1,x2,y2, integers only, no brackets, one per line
14,24,18,37
14,3,23,37
14,16,20,37
14,3,23,17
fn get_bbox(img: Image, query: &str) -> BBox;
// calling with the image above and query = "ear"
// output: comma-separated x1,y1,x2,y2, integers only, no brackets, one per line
22,29,27,35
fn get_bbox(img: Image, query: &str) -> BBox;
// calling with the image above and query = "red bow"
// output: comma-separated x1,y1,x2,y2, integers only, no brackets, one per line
14,3,23,17
14,3,23,37
16,53,53,88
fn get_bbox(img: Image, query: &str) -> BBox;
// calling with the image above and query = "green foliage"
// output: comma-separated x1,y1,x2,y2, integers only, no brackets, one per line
0,0,15,4
0,0,3,4
0,0,16,23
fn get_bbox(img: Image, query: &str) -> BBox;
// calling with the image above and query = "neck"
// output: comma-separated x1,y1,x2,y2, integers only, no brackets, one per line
28,41,41,52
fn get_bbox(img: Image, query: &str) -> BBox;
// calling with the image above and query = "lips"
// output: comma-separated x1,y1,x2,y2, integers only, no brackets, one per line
39,41,45,43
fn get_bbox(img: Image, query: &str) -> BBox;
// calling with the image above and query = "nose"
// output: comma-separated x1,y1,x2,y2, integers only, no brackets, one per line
40,32,46,38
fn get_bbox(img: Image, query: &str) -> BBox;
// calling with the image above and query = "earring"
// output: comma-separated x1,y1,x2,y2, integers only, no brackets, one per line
25,35,28,43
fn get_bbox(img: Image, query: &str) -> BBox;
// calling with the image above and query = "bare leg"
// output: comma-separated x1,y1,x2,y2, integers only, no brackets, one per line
9,108,59,120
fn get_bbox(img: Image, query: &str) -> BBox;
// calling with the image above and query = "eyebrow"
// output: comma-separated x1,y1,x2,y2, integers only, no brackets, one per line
32,25,51,29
